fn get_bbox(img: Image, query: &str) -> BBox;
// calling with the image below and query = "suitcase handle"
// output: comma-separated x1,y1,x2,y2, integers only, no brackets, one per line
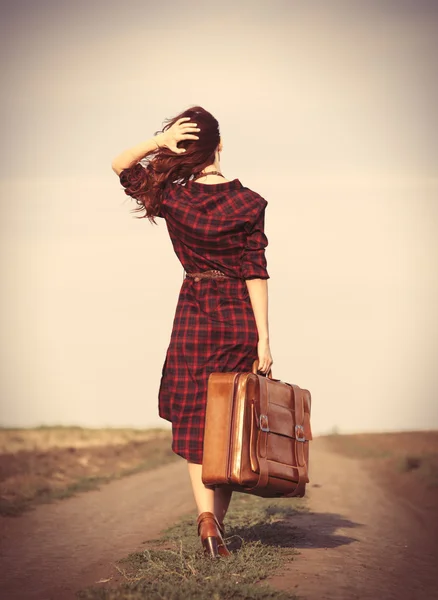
252,359,273,379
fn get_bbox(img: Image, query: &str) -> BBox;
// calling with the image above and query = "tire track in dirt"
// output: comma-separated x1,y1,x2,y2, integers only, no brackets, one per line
269,437,438,600
0,459,195,600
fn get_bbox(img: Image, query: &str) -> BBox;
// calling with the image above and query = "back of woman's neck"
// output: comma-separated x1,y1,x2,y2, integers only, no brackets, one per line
193,168,230,184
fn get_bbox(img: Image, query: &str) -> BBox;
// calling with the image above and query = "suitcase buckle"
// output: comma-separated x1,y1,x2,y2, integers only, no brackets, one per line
295,424,306,442
259,414,269,432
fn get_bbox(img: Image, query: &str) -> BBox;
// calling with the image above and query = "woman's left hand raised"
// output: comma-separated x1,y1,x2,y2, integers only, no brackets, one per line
155,117,200,154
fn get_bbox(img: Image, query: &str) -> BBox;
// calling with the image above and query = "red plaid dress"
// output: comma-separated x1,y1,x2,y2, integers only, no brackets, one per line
119,164,270,464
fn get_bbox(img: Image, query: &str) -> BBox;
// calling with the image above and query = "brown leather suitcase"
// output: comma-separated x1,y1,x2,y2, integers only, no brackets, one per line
202,362,312,497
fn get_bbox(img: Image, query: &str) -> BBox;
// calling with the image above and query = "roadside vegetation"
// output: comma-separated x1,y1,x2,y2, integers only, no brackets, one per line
77,492,307,600
322,430,438,489
0,426,176,516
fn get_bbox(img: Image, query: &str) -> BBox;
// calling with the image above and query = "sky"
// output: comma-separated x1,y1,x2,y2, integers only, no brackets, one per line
1,0,437,435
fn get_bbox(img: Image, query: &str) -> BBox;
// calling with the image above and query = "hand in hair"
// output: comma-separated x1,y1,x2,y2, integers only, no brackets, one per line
156,117,200,154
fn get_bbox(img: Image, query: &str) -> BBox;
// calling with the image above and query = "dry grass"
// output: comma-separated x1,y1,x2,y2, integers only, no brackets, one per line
322,430,438,507
77,493,306,600
0,427,176,516
0,425,169,453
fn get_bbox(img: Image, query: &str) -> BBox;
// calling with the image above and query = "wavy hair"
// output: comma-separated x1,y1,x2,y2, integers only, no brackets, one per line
128,105,221,222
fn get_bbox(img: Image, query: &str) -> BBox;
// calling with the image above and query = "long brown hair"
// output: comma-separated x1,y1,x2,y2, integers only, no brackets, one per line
128,106,221,223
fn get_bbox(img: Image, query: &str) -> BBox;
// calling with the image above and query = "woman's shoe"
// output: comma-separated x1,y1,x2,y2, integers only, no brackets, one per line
218,521,225,537
216,521,230,557
197,512,231,558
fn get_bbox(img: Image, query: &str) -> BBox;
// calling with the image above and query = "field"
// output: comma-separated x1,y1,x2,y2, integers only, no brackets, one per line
0,426,175,516
1,428,437,599
321,429,438,510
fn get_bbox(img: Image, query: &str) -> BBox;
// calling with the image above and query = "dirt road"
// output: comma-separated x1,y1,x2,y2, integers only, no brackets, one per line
0,460,196,600
269,436,438,600
1,437,437,600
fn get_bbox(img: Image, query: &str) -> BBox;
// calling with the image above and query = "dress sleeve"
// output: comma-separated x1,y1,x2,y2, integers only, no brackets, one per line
119,163,164,218
241,201,270,280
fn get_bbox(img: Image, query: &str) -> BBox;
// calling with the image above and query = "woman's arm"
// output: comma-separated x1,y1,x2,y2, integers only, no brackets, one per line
111,136,163,175
111,117,200,175
242,201,272,374
245,278,273,374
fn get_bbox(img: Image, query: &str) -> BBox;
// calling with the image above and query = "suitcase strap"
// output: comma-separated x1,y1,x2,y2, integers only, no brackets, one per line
292,384,307,468
248,376,308,494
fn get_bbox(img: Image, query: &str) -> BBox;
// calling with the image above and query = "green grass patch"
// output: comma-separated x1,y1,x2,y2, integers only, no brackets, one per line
77,493,306,600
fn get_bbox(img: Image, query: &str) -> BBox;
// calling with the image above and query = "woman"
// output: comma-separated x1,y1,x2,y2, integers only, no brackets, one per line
111,106,273,558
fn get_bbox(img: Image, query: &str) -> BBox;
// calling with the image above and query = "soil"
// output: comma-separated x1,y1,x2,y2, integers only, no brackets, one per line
0,428,175,516
269,432,438,600
0,430,437,600
0,459,196,600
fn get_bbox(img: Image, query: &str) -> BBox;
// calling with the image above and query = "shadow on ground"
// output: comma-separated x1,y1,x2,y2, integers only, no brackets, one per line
226,508,362,552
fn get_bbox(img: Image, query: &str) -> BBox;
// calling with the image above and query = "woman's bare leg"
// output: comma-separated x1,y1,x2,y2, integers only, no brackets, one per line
188,462,232,557
214,487,233,527
187,462,215,514
187,463,233,525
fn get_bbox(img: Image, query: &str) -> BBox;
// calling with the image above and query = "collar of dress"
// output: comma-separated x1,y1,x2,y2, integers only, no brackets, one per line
185,178,242,192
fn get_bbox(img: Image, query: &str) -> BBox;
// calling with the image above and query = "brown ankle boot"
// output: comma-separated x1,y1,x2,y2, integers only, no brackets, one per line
197,512,230,558
218,521,225,537
216,521,229,556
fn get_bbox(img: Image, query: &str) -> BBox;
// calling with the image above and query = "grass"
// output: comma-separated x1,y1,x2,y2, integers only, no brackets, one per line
0,428,177,517
321,434,393,460
0,425,169,453
76,493,307,600
323,431,438,491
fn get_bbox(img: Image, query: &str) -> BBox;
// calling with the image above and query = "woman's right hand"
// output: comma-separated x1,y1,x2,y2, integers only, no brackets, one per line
156,117,200,154
257,339,273,375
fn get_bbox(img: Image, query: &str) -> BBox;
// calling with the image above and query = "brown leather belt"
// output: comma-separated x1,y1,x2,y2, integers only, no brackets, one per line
186,269,232,282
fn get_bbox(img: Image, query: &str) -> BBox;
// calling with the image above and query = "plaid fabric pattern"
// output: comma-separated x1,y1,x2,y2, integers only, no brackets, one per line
119,166,270,463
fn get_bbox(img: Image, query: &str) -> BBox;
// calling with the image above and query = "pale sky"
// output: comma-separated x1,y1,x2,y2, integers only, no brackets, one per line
1,0,437,435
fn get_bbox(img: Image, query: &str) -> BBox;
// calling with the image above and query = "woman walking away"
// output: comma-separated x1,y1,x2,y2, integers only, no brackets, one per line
111,106,273,558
